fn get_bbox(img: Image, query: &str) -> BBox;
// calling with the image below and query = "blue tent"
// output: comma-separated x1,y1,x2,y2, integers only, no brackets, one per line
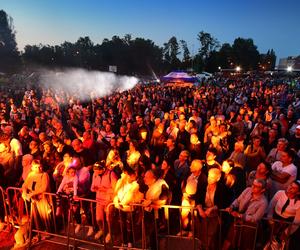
161,71,198,83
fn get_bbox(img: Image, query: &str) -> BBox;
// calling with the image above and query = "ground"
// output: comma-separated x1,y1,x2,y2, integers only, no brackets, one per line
0,228,15,250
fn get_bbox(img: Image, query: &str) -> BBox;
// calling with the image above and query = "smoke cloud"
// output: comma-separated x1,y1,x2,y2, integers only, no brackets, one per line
40,68,139,101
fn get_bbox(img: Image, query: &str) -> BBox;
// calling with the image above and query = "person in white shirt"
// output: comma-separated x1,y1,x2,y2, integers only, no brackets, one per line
3,125,23,157
271,150,297,197
55,166,78,216
21,160,51,233
91,161,117,242
143,169,169,209
179,160,207,237
69,157,91,235
113,167,143,249
265,180,300,248
266,138,288,165
19,154,34,185
4,126,23,173
143,169,169,250
0,127,22,187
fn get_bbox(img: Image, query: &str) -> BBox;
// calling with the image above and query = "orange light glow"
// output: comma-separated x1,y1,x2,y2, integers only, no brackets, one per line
127,151,141,167
190,134,200,145
140,131,147,140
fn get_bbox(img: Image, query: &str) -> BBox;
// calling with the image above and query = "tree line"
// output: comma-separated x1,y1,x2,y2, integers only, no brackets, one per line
0,10,276,75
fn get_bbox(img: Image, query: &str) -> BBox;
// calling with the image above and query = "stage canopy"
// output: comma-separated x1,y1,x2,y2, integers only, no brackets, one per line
161,71,198,84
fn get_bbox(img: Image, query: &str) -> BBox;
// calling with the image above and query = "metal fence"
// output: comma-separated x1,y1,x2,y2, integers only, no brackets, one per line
0,186,298,250
0,186,9,231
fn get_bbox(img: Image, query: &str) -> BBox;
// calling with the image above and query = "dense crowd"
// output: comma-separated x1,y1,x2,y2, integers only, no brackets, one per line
0,75,300,249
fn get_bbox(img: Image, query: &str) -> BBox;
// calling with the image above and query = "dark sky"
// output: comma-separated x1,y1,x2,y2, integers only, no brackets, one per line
1,0,300,61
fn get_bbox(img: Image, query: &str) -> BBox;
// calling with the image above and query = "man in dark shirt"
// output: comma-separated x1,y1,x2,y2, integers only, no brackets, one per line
72,139,95,170
164,137,180,168
176,120,190,150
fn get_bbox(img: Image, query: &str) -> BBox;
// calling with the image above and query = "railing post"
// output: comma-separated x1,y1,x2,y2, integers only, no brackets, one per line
154,208,159,250
141,207,146,250
252,222,258,250
67,202,71,250
219,211,222,250
27,201,34,249
0,187,8,231
192,207,196,250
130,207,136,247
166,206,170,250
5,188,299,250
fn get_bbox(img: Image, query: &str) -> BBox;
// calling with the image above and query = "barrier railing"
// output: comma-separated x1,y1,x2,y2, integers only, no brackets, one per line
0,186,9,231
65,196,107,249
260,217,294,250
26,191,66,249
1,186,298,250
218,209,295,250
110,203,200,250
6,187,30,226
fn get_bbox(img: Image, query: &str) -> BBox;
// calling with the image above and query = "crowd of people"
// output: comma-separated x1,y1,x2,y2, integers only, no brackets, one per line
0,74,300,249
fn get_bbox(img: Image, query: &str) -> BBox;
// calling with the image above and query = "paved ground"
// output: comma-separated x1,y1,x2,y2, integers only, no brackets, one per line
0,228,199,250
0,209,197,250
30,241,68,250
20,236,198,250
0,228,15,250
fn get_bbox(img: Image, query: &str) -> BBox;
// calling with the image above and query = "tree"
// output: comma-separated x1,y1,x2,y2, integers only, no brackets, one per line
217,43,234,69
193,54,204,73
101,35,130,74
74,36,94,68
17,16,272,75
232,38,260,71
163,36,181,71
206,51,219,73
123,34,132,46
259,49,276,71
60,41,78,67
269,49,276,69
180,40,190,62
0,10,20,72
197,31,219,63
23,45,41,63
130,38,163,75
180,40,191,70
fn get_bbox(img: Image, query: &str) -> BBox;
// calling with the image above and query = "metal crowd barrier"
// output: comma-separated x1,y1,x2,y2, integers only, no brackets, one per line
6,187,30,227
26,191,64,249
217,210,295,250
0,186,9,231
110,203,200,250
1,187,298,250
260,217,294,250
